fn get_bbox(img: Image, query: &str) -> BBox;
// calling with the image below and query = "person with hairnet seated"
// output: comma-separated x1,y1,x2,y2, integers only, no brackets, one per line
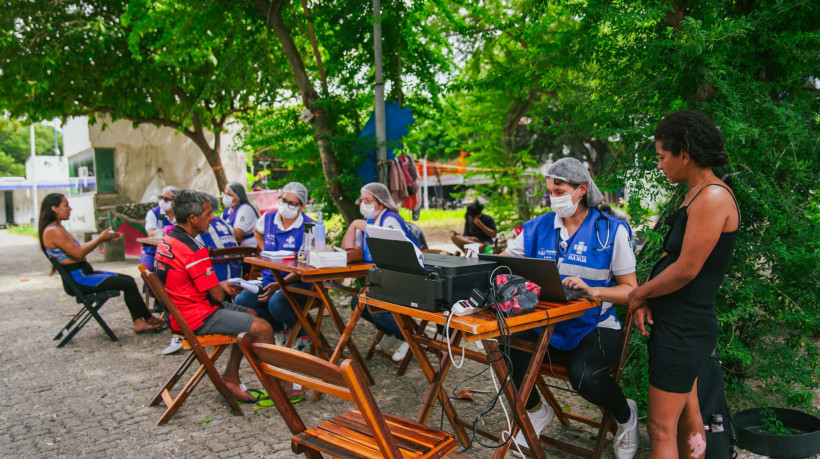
500,158,640,458
235,182,314,351
341,182,420,362
221,181,259,248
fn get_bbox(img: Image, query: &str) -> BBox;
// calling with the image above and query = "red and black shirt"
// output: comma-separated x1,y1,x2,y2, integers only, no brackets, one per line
155,226,220,332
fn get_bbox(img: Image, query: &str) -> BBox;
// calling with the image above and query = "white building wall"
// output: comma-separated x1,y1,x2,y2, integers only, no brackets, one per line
88,117,247,203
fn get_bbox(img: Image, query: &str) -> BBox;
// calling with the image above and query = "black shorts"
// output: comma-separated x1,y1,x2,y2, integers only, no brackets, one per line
648,302,718,393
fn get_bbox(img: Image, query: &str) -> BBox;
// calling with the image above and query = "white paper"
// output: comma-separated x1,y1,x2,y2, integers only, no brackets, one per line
227,278,260,294
260,250,295,260
308,247,348,268
365,225,424,267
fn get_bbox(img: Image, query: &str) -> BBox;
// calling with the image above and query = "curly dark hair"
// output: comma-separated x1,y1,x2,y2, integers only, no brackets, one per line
465,201,484,218
654,110,728,167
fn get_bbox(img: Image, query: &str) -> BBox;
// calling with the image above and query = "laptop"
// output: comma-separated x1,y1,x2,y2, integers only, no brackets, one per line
478,254,587,302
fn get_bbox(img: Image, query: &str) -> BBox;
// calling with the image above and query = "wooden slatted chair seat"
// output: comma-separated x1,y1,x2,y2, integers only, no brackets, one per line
294,409,456,459
179,334,236,350
238,333,458,459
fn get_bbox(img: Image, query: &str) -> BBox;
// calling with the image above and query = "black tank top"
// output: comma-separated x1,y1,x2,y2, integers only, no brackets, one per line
648,184,740,309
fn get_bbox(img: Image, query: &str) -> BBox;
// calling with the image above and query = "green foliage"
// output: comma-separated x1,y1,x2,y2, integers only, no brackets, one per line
0,120,61,177
6,225,38,238
759,408,792,436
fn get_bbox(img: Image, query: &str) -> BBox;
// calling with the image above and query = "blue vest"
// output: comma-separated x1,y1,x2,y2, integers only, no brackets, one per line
522,208,630,350
376,209,420,247
261,210,315,284
199,217,240,281
143,206,173,256
222,202,258,242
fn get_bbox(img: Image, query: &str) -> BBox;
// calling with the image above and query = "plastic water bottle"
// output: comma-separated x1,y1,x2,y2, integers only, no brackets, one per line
362,217,374,262
155,219,164,240
314,211,326,250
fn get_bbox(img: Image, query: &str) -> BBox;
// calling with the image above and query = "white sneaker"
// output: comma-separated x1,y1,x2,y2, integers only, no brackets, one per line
513,404,555,455
391,341,410,362
274,333,286,346
613,399,639,459
293,336,310,352
162,336,182,355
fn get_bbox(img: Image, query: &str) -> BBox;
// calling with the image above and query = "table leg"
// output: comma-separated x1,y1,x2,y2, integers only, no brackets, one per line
482,324,554,459
269,270,330,361
315,284,374,385
392,312,471,447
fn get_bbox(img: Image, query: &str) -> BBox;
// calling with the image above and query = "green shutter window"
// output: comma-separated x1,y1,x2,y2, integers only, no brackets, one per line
94,148,117,194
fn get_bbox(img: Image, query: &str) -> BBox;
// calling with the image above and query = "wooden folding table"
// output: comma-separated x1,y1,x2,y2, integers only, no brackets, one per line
244,257,375,391
358,294,595,458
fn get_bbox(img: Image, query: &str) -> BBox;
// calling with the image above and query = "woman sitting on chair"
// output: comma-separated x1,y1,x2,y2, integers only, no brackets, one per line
38,193,166,334
341,182,420,362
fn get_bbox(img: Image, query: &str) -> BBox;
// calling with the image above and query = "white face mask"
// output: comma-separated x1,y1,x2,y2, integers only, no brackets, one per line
551,186,581,218
278,204,299,220
159,200,172,213
222,194,234,208
359,202,376,218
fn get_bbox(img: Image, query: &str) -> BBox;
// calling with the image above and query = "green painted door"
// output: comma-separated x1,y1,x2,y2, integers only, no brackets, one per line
94,148,117,193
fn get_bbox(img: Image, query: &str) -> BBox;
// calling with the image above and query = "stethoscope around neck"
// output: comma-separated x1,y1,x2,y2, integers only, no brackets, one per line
555,210,614,258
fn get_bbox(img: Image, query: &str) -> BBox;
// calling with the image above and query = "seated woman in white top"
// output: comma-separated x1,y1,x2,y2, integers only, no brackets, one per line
221,182,259,248
341,182,419,362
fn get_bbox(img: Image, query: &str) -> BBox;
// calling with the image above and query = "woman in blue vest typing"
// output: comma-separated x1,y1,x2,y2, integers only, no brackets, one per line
235,182,313,350
342,182,420,362
139,185,178,271
502,158,640,458
221,182,258,249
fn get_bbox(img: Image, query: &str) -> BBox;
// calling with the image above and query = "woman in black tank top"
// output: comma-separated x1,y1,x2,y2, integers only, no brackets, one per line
628,111,740,458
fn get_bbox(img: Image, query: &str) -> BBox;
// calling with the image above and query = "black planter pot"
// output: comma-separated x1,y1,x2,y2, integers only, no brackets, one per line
733,408,820,457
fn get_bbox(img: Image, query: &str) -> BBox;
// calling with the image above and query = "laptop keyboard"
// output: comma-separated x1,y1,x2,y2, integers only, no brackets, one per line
563,287,587,301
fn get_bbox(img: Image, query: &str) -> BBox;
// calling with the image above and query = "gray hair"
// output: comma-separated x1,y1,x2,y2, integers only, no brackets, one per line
173,190,210,224
196,190,220,213
281,181,308,205
161,185,180,197
545,158,604,208
361,182,399,212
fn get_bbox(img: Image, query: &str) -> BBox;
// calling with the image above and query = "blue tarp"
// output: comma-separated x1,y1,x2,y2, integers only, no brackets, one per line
355,102,414,184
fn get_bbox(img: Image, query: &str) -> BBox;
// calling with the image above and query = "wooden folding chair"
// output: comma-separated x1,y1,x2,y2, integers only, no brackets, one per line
48,257,120,347
138,264,243,425
515,306,636,458
238,333,458,459
207,246,258,280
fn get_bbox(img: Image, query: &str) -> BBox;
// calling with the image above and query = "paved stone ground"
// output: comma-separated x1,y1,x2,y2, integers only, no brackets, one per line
1,230,774,458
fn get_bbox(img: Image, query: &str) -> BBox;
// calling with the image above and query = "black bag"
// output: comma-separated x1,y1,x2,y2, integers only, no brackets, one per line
697,349,737,459
491,273,540,317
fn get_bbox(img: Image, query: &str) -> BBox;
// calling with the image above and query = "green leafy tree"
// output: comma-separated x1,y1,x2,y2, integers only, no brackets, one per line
0,0,283,191
251,0,453,223
0,120,60,177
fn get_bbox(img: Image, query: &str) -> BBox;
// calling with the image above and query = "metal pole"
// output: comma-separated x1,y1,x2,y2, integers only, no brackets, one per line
373,0,387,169
423,156,429,210
53,118,60,155
30,124,38,228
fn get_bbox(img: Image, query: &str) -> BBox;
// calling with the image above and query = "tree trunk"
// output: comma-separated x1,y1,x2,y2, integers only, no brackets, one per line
502,90,537,221
182,115,228,192
256,0,358,224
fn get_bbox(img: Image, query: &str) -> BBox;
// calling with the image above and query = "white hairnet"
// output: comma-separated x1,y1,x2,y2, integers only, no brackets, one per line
281,181,308,205
545,158,604,208
161,185,180,197
361,182,398,212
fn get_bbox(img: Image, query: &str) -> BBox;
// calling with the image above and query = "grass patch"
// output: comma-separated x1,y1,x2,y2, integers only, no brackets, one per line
398,208,463,232
7,224,38,238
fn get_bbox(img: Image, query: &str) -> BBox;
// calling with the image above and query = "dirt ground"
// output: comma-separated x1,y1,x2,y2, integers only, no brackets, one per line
0,230,781,458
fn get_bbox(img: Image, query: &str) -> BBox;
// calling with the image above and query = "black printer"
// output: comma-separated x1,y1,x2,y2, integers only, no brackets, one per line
366,237,497,311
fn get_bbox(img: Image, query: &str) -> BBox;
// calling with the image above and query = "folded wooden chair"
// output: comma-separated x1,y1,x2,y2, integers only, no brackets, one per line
238,333,458,459
514,306,636,459
138,264,242,425
48,257,119,348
